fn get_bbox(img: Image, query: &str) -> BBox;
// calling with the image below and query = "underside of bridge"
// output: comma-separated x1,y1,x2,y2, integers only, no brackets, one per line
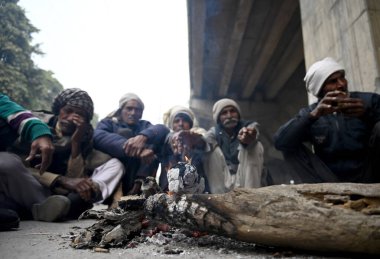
187,0,308,159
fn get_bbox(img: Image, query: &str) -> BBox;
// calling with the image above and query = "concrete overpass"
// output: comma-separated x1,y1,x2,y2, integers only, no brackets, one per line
187,0,380,160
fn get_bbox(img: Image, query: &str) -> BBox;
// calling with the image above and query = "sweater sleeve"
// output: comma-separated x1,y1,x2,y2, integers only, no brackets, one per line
0,95,52,143
93,118,128,158
139,124,170,146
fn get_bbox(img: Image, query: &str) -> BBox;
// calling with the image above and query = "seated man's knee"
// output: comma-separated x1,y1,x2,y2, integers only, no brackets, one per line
370,121,380,146
0,152,24,175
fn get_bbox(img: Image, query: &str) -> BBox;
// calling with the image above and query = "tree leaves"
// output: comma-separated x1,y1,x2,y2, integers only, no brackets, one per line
0,0,63,110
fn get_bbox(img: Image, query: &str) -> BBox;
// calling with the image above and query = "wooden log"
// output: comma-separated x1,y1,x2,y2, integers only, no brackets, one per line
145,183,380,255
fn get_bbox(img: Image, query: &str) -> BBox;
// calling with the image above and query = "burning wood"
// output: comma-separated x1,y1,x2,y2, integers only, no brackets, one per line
71,180,380,255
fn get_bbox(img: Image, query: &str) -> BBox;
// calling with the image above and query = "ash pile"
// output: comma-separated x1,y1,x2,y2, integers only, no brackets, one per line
70,195,262,255
70,163,271,255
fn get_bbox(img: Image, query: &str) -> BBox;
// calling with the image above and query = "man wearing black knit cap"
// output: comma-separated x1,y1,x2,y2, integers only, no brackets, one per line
7,88,124,221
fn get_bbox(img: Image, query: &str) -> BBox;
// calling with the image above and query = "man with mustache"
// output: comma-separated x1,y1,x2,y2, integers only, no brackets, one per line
202,98,264,193
94,93,169,199
274,57,380,183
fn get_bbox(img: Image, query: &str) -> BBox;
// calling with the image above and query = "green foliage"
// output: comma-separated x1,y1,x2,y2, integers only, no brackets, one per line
0,0,63,110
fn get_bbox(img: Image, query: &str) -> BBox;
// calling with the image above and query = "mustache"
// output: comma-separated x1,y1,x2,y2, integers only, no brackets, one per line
222,118,239,127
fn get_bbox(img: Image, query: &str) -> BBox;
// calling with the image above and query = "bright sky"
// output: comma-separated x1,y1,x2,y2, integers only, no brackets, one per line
18,0,190,124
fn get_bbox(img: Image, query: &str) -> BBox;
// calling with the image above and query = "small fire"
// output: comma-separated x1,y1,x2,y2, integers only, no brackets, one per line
184,156,190,163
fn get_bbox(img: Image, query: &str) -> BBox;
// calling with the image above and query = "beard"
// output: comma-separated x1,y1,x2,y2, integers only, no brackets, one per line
222,118,239,128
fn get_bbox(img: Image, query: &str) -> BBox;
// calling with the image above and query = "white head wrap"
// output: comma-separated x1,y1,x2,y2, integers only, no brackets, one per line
212,98,241,123
304,57,345,97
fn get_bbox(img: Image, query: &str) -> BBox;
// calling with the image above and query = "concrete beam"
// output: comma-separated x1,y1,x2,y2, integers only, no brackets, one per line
188,0,206,97
218,0,254,97
242,0,298,98
265,27,304,100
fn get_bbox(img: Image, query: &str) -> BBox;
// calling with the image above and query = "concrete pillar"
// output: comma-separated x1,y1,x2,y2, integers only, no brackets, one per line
300,0,380,102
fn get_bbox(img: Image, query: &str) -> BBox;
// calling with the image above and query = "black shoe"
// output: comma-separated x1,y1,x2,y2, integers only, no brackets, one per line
32,195,71,222
66,193,93,220
0,208,20,231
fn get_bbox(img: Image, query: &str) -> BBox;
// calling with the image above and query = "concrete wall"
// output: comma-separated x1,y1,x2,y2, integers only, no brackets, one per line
300,0,380,102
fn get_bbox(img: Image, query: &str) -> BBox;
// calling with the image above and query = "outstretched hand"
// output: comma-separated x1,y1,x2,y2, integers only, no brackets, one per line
26,136,54,175
170,130,205,156
238,126,257,145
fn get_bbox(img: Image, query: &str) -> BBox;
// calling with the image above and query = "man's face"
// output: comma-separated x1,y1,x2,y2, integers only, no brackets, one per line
58,105,87,136
121,99,143,125
320,71,348,97
172,114,192,132
219,105,239,129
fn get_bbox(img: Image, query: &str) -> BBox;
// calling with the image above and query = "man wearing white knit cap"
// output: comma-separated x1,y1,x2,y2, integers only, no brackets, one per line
201,98,264,193
274,57,380,183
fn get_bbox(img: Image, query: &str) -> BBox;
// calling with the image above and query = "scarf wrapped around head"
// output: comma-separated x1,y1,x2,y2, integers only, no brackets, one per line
166,106,194,129
212,98,241,123
304,57,345,97
52,88,94,121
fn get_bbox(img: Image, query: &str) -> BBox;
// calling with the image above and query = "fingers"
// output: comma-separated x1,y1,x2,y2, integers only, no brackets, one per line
238,127,257,144
140,149,156,164
39,146,53,174
26,136,54,175
124,135,147,157
76,179,93,201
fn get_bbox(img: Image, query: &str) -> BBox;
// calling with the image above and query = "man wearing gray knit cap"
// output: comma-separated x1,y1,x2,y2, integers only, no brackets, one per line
94,93,169,198
274,57,380,183
201,98,264,193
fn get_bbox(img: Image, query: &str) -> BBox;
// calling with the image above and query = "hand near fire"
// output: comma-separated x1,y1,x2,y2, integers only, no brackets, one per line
170,130,206,157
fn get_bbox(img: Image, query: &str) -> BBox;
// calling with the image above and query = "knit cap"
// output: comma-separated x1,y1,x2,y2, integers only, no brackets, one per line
212,98,241,123
304,57,345,97
167,106,194,129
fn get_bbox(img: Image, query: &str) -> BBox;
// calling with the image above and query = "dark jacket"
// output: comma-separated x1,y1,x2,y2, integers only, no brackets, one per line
274,91,380,177
94,117,169,192
205,120,257,174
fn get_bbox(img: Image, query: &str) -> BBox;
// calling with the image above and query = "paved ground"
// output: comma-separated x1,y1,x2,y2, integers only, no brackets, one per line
0,219,270,259
0,203,350,259
0,218,351,259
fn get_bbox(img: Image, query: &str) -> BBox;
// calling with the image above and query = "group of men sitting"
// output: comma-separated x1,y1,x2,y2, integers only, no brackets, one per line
1,57,379,231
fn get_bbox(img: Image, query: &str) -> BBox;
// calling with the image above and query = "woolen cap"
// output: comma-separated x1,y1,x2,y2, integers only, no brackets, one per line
304,57,345,97
212,98,241,123
168,106,194,129
118,93,144,110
